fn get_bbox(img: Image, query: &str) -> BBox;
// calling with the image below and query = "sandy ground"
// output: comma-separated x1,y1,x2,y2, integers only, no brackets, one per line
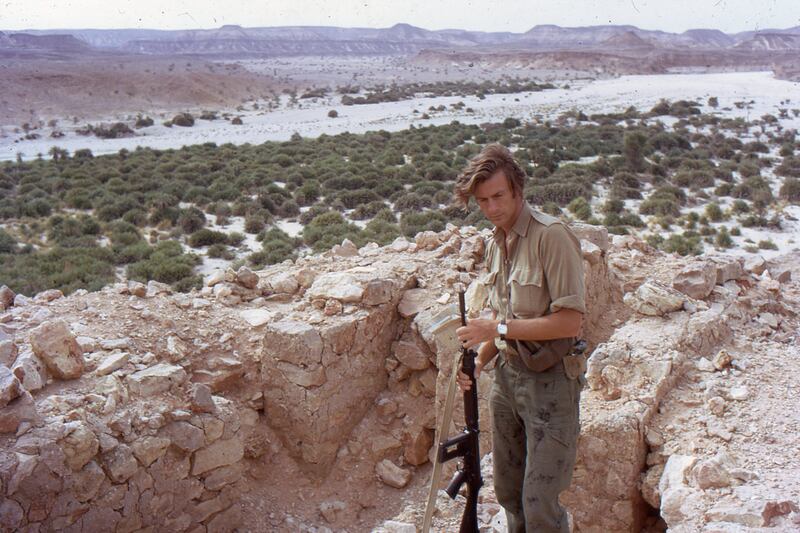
3,71,798,162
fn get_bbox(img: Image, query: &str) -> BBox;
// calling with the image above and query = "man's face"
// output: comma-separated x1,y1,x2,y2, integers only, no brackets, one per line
473,170,522,232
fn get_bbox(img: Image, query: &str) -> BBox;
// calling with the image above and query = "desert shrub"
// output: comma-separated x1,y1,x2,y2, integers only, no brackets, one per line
337,188,382,210
526,182,589,206
567,197,592,221
188,229,228,247
361,218,401,245
639,186,685,217
276,199,300,218
0,228,17,253
93,122,134,139
293,182,320,206
207,243,234,260
172,113,195,127
542,202,562,217
623,131,647,172
780,178,800,202
328,110,338,118
400,211,447,238
134,115,154,128
303,211,363,253
758,239,778,250
395,192,433,212
705,203,724,222
660,233,703,256
231,117,243,125
127,240,200,288
352,201,388,220
244,216,266,234
0,246,116,295
178,207,207,234
715,227,733,248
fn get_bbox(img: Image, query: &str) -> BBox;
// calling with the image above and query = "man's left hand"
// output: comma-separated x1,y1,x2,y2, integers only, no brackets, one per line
456,319,498,349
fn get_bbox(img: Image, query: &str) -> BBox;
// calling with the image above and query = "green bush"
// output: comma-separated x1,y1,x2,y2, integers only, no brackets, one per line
660,233,703,256
567,197,592,221
0,246,116,295
127,240,200,287
188,229,229,247
0,228,17,253
757,239,778,250
172,113,195,127
780,178,800,202
400,211,447,238
715,227,733,248
705,203,724,222
303,211,363,253
178,207,207,234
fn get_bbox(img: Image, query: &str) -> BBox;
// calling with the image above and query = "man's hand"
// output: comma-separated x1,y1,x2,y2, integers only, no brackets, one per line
456,319,498,349
457,360,484,392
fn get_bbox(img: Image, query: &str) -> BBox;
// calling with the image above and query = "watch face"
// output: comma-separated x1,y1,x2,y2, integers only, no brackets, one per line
498,323,508,335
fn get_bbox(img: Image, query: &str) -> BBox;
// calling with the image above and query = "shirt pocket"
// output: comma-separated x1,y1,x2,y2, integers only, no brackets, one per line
508,265,548,318
482,271,498,311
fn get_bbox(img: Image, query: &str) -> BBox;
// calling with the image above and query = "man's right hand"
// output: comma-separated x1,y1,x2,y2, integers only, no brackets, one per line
456,360,484,392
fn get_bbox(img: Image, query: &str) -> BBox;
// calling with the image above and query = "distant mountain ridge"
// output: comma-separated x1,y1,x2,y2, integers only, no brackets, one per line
4,22,800,57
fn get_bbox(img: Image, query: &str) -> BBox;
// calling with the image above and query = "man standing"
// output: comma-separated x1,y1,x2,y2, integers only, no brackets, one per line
454,144,586,533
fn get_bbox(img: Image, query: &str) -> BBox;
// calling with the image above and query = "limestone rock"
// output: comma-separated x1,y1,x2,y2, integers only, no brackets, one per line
381,521,416,533
163,421,205,452
415,231,442,250
95,351,130,376
770,266,792,283
319,500,347,524
102,444,139,483
307,272,364,303
72,460,106,502
128,280,147,297
744,255,766,275
266,271,300,294
708,255,744,284
100,338,131,351
146,280,172,297
672,263,717,299
0,499,23,530
712,349,732,370
239,308,274,327
203,463,243,491
659,455,698,525
126,363,187,396
29,319,84,379
571,223,609,251
235,266,259,289
389,237,410,252
191,383,216,413
0,339,18,367
581,239,602,265
393,340,431,370
0,365,23,409
0,285,15,310
363,279,395,306
692,452,735,490
56,424,98,474
331,238,358,257
624,281,685,316
375,459,411,488
402,426,433,466
729,386,749,401
132,436,171,467
35,289,63,302
0,391,41,433
206,270,226,287
191,438,244,475
398,288,432,318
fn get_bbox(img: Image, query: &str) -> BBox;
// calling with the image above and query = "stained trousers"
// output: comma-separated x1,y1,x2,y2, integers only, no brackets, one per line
490,356,581,533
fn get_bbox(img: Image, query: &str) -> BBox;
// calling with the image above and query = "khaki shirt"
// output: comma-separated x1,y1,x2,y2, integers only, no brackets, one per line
484,203,586,370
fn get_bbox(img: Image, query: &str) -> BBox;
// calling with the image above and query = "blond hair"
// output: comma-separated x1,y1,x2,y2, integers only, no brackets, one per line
453,143,526,208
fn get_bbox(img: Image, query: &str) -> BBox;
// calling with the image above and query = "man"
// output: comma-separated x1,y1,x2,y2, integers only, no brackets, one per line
454,143,586,533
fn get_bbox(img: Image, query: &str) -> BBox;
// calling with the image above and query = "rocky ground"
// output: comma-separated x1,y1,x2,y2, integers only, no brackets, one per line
1,224,799,532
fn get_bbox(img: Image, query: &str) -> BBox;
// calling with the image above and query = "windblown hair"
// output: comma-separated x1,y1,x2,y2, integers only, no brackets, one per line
453,143,526,208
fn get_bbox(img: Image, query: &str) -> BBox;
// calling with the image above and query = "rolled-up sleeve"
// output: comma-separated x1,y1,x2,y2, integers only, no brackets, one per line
538,223,586,314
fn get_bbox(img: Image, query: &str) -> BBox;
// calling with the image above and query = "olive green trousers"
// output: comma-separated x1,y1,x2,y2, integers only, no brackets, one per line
490,356,581,533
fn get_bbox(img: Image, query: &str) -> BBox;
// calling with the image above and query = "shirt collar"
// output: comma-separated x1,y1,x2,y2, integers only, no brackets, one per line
492,202,534,241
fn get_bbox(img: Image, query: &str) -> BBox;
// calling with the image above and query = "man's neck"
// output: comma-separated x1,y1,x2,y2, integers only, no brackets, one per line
499,199,525,235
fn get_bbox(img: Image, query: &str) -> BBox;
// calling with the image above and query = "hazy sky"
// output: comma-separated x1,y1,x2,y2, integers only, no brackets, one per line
2,0,799,34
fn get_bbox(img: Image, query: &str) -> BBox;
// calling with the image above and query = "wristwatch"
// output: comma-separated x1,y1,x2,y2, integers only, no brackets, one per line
497,320,508,341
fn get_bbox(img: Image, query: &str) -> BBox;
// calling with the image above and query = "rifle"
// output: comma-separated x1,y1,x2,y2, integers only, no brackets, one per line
422,291,483,532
